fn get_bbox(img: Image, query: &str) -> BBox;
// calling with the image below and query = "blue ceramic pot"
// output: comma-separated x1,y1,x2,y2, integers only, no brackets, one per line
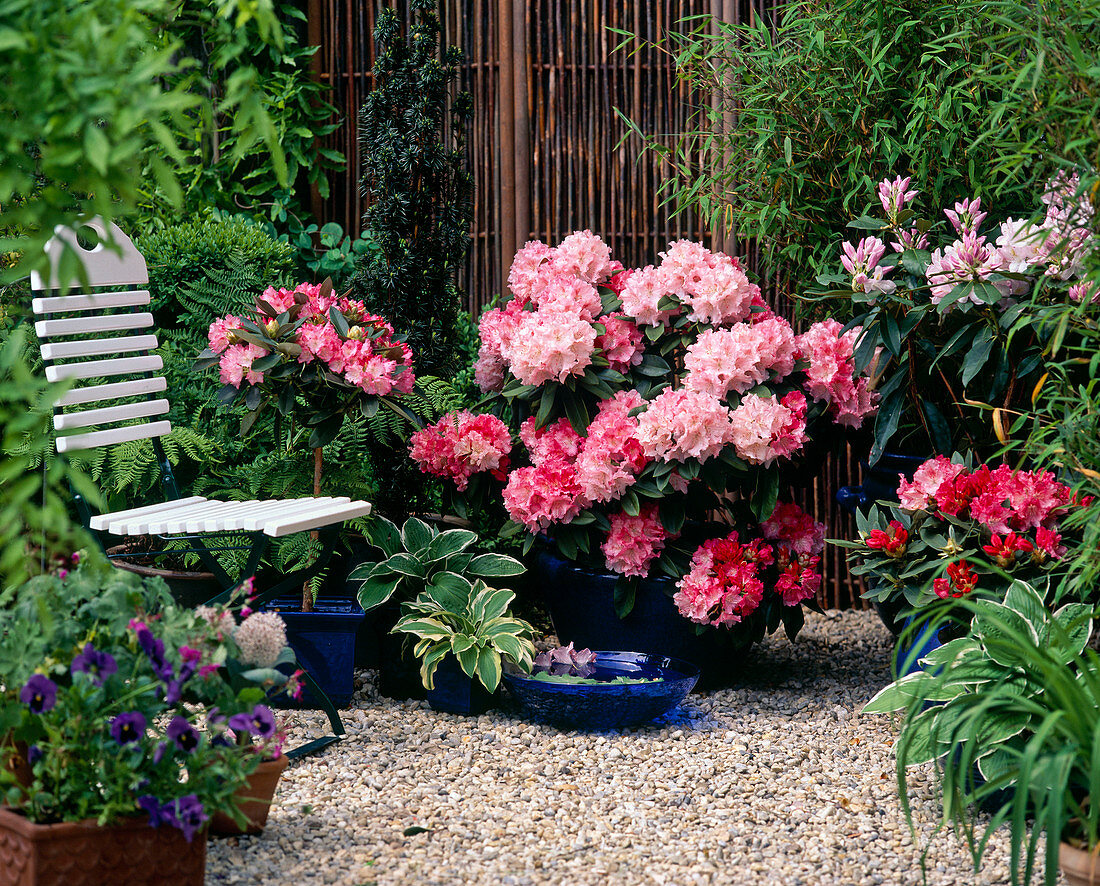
503,651,699,729
426,654,495,715
262,594,365,708
836,453,928,516
893,613,945,678
536,549,742,685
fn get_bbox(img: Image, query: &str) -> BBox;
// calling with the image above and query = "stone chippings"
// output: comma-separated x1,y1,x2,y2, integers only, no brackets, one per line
206,611,1041,885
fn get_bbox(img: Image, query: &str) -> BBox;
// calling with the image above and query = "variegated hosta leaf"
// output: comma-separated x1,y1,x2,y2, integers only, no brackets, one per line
470,586,515,624
862,672,965,713
455,644,480,678
394,617,452,640
451,633,477,655
476,646,502,692
425,528,478,561
420,643,450,690
400,516,435,554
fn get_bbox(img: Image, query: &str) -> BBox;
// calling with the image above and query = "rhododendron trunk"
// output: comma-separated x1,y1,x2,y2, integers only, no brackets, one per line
301,446,324,612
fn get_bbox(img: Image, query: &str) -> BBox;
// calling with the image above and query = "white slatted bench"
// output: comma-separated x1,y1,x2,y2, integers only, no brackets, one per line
31,218,369,756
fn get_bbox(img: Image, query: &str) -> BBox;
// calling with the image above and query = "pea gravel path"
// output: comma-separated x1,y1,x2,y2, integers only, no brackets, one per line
206,610,1046,886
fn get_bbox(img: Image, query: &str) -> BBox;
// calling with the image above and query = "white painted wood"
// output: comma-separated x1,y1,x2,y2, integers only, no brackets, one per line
54,399,169,431
159,501,265,534
182,501,267,533
40,334,159,361
263,501,373,537
89,496,207,531
56,420,171,453
35,313,153,339
46,354,162,383
230,498,348,532
112,498,227,535
57,377,167,407
30,220,148,291
31,289,151,315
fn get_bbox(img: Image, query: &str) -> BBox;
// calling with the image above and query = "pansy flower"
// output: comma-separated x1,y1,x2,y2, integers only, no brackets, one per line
71,643,118,686
20,675,57,714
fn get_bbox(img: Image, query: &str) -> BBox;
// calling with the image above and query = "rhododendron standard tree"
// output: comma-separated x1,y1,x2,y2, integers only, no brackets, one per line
197,278,420,610
410,232,879,648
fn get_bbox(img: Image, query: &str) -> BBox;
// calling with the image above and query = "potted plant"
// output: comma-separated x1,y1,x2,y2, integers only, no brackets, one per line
350,517,526,699
391,581,536,715
863,582,1100,886
815,172,1094,464
196,278,433,706
835,453,1088,640
0,559,275,885
503,644,700,730
408,232,872,676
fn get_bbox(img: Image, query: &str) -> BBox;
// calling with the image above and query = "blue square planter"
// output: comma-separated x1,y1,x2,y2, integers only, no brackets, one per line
262,595,366,708
426,655,495,715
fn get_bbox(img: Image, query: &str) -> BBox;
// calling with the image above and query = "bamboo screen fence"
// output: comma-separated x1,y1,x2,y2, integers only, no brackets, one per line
305,0,867,610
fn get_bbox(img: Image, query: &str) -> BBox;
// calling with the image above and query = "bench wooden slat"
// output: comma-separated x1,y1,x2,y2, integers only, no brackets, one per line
32,289,151,315
264,501,373,537
56,420,172,453
89,496,207,531
46,354,163,383
41,334,159,361
54,399,170,431
36,313,154,339
56,377,168,407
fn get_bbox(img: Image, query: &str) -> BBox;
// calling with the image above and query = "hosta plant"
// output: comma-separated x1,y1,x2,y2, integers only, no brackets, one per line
863,582,1098,886
392,582,536,692
351,516,526,613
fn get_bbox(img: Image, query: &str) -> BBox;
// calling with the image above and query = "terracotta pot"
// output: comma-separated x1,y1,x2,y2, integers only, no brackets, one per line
1060,841,1100,886
0,807,206,886
210,755,288,837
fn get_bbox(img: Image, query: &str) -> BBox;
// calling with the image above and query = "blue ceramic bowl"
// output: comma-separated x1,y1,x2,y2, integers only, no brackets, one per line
502,651,700,730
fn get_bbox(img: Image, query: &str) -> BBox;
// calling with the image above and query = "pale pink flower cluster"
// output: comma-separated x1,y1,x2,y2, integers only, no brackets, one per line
502,460,585,532
551,230,615,284
636,387,734,463
683,317,797,398
575,391,648,503
618,265,676,326
674,532,772,627
520,416,583,465
207,285,415,396
945,196,988,236
595,314,644,373
662,240,760,325
506,240,554,301
1038,171,1095,280
530,275,602,320
796,320,878,428
1069,280,1097,303
601,505,668,577
498,307,596,385
409,411,512,491
926,232,1007,305
840,236,896,296
728,392,807,466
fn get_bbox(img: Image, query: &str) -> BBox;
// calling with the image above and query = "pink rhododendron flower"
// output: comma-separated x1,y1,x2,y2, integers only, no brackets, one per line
891,226,930,253
1039,171,1095,280
498,307,596,385
727,393,806,466
944,197,988,236
878,175,918,217
774,549,822,606
684,317,797,398
659,243,757,325
1069,281,1097,303
1034,527,1065,559
797,319,879,429
926,233,1008,305
474,300,526,392
636,388,733,463
618,265,676,326
840,236,895,296
575,391,648,503
601,506,668,577
508,240,555,301
218,343,266,388
605,267,632,295
530,274,603,321
595,314,644,373
410,411,512,491
208,315,243,354
519,416,583,466
502,461,586,532
674,532,772,627
761,502,825,556
551,230,614,284
896,456,967,511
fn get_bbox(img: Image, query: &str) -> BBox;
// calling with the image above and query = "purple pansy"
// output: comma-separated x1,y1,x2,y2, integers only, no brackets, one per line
152,741,168,764
138,794,208,843
228,704,276,739
109,711,147,745
20,675,57,713
71,643,118,686
134,624,173,682
27,745,42,765
164,659,196,705
166,715,200,754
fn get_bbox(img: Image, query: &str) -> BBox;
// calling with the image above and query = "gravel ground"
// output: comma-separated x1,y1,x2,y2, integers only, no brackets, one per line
206,610,1045,886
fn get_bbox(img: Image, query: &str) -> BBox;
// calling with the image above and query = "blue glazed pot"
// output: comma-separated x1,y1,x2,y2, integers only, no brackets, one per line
893,613,945,678
503,651,700,729
261,594,365,708
836,453,928,516
426,654,495,716
536,549,743,685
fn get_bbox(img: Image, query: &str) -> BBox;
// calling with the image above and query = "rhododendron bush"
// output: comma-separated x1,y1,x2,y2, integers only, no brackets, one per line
820,172,1096,462
410,232,876,643
196,279,418,448
836,454,1090,611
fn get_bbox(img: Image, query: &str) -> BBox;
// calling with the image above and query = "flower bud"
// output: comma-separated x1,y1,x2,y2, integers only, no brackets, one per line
264,319,280,336
347,325,364,341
